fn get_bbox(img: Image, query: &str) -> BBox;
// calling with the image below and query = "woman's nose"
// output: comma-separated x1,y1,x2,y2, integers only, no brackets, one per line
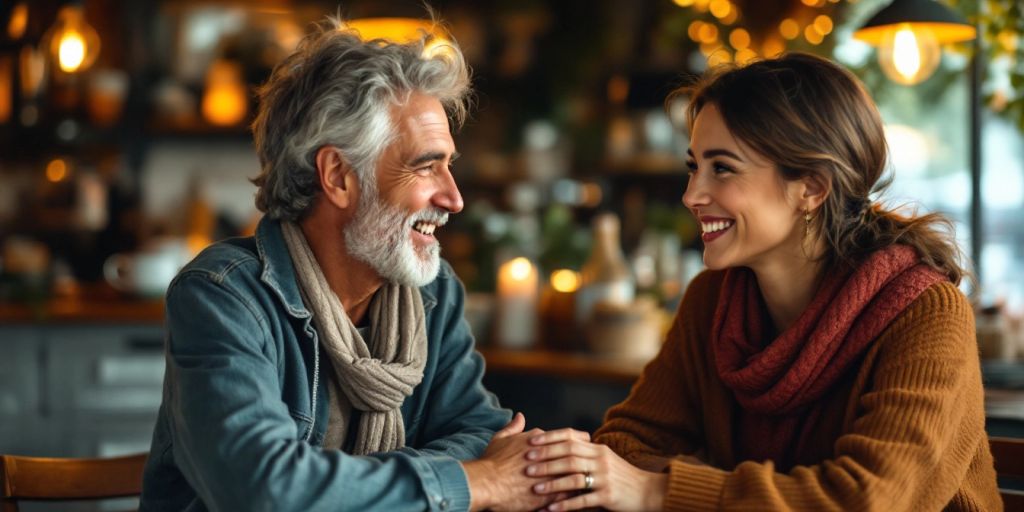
682,176,708,210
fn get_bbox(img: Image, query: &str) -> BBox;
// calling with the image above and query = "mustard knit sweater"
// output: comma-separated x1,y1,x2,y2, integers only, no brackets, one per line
594,270,1001,511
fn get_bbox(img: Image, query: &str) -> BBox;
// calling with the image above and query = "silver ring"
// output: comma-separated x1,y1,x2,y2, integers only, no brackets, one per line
583,472,594,490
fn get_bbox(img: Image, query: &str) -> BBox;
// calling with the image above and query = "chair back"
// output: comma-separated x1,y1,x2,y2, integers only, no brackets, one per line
1,453,147,512
990,436,1024,511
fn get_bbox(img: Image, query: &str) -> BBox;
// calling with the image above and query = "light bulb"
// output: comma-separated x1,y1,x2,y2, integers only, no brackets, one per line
201,59,248,126
58,31,86,72
46,5,100,74
877,23,941,85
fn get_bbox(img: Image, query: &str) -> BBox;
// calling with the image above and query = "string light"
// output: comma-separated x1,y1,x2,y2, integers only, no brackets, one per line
735,49,758,64
762,37,786,58
729,28,750,50
688,21,704,42
720,7,739,26
709,0,732,20
698,23,719,44
813,15,834,35
780,19,800,40
707,49,732,67
805,25,825,45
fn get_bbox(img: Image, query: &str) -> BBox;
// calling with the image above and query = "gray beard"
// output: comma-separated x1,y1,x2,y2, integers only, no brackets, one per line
344,188,443,288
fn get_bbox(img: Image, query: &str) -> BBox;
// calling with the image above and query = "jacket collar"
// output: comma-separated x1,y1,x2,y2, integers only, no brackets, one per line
254,217,438,320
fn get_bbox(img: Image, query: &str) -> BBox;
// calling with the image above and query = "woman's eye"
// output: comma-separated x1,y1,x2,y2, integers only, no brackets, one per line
712,163,733,174
685,160,698,175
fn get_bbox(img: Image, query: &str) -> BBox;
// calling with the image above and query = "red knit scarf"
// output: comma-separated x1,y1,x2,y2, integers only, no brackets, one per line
711,245,947,469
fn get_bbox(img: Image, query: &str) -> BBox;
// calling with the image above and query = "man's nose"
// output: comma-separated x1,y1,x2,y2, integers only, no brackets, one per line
434,167,464,214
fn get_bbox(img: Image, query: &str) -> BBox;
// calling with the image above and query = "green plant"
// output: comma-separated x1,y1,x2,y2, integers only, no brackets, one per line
950,0,1024,132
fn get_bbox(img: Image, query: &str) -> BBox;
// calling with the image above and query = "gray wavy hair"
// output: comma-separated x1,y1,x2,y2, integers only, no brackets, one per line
251,16,472,221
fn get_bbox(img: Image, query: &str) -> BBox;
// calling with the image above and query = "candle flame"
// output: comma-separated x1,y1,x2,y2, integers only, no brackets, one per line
550,269,580,293
508,257,533,281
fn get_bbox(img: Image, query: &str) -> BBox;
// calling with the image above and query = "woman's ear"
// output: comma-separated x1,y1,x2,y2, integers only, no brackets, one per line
800,173,830,211
315,146,359,210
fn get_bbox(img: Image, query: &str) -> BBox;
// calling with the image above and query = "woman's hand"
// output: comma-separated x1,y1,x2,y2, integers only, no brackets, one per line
525,428,669,511
463,413,565,512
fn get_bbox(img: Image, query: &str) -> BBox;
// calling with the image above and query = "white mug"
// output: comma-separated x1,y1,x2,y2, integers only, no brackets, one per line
104,239,188,297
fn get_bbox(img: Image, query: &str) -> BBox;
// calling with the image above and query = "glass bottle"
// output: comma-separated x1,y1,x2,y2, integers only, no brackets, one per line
575,213,635,324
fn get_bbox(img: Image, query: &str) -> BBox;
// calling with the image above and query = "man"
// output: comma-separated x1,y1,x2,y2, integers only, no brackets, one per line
141,18,560,511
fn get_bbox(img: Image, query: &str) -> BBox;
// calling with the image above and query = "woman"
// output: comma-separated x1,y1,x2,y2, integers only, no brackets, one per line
524,53,1001,511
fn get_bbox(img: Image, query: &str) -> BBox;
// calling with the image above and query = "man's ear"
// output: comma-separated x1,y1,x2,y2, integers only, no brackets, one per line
315,146,359,210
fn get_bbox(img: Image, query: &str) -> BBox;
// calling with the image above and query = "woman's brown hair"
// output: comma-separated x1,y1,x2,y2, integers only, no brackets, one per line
672,52,969,285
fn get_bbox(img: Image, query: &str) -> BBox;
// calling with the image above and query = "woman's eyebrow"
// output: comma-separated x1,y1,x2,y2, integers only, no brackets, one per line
686,148,744,161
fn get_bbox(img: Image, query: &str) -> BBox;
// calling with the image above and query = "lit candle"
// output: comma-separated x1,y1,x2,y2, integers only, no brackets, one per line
496,257,538,349
541,269,582,351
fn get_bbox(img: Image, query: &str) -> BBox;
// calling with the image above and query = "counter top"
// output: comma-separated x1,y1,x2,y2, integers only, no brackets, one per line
0,289,164,324
478,346,646,385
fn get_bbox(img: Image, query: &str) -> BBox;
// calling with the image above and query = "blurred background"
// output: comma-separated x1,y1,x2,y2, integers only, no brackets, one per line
0,0,1022,503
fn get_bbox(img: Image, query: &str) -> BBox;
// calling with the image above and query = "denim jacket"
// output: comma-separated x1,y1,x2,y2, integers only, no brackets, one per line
140,218,510,512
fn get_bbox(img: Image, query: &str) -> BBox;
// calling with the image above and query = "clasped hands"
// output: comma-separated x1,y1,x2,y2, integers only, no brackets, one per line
463,413,668,511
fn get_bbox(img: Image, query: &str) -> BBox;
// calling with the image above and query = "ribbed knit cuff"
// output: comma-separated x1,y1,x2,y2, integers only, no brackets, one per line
664,459,728,512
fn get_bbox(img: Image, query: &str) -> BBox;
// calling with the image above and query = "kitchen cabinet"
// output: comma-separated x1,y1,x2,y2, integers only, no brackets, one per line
0,323,164,459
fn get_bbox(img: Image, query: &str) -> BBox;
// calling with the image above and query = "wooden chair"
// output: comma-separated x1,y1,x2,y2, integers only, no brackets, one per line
1,453,147,512
990,436,1024,511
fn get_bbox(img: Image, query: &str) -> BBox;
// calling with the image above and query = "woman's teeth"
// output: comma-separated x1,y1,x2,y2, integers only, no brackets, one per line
701,220,734,233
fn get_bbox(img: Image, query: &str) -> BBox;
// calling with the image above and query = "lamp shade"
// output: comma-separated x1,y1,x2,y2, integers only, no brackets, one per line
853,0,976,46
854,0,976,85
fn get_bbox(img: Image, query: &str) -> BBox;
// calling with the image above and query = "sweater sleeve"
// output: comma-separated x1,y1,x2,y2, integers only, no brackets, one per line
594,271,722,472
661,282,991,511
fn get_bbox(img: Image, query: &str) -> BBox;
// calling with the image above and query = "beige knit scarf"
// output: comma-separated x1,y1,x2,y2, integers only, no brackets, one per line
281,221,427,454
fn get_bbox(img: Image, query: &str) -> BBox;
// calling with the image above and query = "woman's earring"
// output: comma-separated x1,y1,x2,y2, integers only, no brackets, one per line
804,209,812,238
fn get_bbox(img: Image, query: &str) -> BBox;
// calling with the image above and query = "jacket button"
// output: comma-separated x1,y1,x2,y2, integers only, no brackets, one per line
439,498,449,510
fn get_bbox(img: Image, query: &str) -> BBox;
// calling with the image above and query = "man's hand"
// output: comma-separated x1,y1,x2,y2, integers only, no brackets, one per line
462,412,562,512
